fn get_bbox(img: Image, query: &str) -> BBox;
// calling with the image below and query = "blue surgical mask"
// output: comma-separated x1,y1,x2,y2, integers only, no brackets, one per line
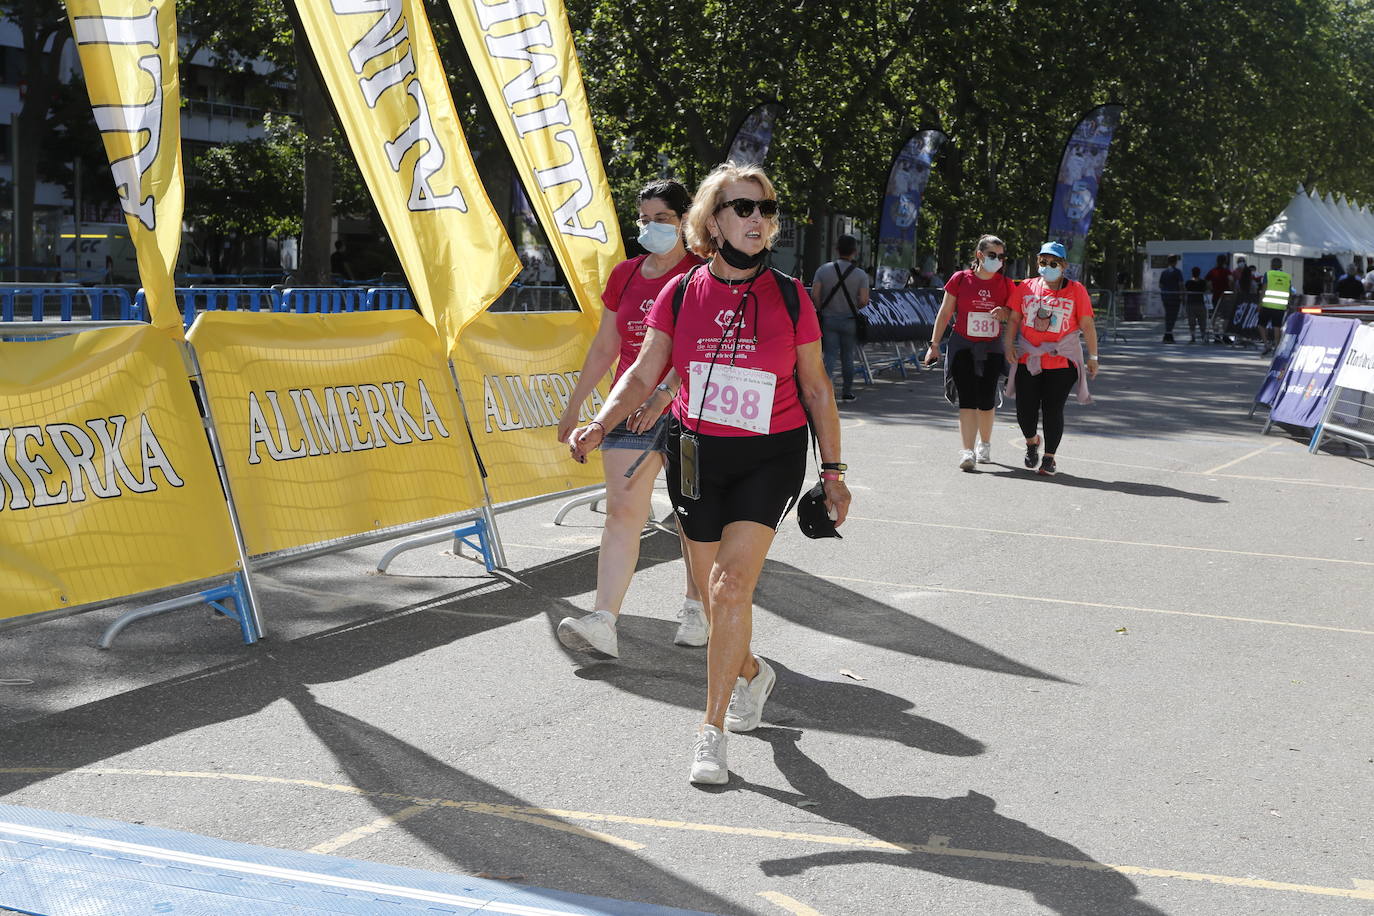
982,256,1002,273
1038,265,1063,283
637,221,679,255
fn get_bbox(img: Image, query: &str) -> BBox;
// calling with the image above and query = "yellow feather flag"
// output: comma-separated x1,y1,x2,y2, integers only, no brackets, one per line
444,0,623,317
66,2,185,335
293,0,520,352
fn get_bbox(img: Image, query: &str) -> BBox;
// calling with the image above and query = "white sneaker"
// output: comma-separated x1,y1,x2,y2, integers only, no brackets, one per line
690,725,728,784
674,601,708,647
959,449,976,471
976,441,992,463
724,657,776,733
556,610,618,657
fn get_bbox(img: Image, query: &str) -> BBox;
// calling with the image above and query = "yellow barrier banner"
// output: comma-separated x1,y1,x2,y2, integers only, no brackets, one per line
293,0,520,352
189,311,484,554
0,327,239,619
66,1,184,335
451,310,605,503
445,0,623,316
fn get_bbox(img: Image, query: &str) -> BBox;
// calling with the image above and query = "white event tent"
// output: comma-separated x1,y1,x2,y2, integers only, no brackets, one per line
1253,184,1374,262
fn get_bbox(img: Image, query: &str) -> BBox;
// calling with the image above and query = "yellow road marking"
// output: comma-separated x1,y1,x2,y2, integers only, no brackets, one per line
844,516,1374,568
758,890,827,915
1354,879,1374,890
2,768,1372,903
1202,442,1282,475
309,804,429,854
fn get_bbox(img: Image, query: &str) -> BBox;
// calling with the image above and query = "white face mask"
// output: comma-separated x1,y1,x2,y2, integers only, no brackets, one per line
982,256,1002,273
637,220,679,254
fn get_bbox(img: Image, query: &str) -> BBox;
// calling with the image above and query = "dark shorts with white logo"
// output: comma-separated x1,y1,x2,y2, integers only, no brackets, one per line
665,418,808,543
600,413,670,455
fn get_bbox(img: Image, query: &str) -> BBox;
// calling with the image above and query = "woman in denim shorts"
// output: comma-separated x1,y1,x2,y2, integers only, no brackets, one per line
555,180,705,659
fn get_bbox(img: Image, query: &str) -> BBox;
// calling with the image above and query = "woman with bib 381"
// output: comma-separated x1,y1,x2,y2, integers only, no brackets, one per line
1002,241,1099,476
923,234,1014,470
568,163,851,785
555,180,705,658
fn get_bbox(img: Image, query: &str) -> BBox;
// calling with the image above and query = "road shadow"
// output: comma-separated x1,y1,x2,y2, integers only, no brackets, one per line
751,561,1071,683
285,690,736,915
983,467,1226,502
738,727,1169,916
572,624,983,755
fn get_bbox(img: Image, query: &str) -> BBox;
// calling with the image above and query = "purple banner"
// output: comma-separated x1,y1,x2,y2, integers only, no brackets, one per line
1254,312,1307,406
725,102,784,166
1269,315,1358,427
875,130,945,289
1047,104,1123,282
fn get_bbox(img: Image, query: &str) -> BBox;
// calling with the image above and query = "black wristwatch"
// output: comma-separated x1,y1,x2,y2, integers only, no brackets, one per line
821,462,848,472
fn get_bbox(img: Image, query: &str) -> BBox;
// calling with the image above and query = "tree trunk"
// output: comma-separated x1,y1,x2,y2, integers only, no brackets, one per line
295,29,334,285
14,6,68,279
936,141,963,278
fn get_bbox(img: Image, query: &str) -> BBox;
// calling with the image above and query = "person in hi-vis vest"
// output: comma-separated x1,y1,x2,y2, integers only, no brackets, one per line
1259,257,1292,356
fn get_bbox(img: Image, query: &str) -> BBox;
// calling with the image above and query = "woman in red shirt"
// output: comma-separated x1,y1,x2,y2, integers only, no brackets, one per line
922,234,1015,470
569,163,851,785
555,181,704,658
1002,242,1100,476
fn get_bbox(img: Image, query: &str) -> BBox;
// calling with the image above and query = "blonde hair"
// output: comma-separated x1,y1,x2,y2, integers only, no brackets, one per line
684,162,781,258
968,234,1006,270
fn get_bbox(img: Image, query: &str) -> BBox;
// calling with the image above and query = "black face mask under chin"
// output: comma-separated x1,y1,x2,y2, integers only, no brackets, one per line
717,237,768,270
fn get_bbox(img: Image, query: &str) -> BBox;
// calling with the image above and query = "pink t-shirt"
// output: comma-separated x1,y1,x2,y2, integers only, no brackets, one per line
1012,277,1094,369
602,253,702,382
645,268,821,437
944,269,1015,341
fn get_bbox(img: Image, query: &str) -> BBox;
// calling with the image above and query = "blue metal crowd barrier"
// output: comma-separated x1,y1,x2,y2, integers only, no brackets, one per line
0,286,136,322
124,287,415,325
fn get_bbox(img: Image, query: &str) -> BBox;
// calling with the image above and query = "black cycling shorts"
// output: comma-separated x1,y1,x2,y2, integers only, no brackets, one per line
1257,308,1286,328
666,419,808,543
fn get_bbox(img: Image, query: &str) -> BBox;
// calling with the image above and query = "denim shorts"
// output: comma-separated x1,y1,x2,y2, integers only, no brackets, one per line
601,413,670,455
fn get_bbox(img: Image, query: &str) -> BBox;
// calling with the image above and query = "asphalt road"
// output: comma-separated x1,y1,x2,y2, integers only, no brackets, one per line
2,324,1372,916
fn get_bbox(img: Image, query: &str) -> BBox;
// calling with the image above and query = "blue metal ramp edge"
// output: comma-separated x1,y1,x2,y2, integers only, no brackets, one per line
0,803,717,916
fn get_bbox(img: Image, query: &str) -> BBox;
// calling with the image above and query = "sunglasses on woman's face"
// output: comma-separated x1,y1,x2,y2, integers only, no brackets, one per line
716,198,779,219
1037,258,1064,268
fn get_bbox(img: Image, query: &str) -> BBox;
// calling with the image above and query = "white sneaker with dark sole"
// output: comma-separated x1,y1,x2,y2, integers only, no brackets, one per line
674,602,708,647
724,657,776,732
556,610,619,657
690,725,728,784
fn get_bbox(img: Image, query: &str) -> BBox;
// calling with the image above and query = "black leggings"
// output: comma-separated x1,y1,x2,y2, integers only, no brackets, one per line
1015,363,1078,454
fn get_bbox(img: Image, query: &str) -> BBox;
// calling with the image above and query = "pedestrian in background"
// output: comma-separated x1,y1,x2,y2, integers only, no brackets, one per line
1158,254,1183,343
1003,242,1099,477
923,234,1014,469
569,163,850,785
1205,255,1233,344
1184,266,1208,342
811,235,871,402
556,180,706,658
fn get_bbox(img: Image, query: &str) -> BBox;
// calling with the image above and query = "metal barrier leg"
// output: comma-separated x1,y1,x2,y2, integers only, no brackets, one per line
99,574,257,649
374,515,498,574
553,488,607,525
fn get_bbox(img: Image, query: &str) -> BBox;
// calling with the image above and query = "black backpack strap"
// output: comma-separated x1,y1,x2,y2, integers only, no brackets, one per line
818,261,856,313
770,267,801,327
670,264,704,321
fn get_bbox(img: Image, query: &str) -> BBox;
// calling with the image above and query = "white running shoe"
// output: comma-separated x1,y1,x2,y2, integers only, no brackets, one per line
959,449,976,471
690,725,728,784
556,610,619,657
724,657,776,733
674,601,708,647
976,441,992,463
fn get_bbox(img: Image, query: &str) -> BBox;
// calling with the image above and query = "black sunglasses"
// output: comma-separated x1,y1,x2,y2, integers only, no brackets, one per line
716,198,779,219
